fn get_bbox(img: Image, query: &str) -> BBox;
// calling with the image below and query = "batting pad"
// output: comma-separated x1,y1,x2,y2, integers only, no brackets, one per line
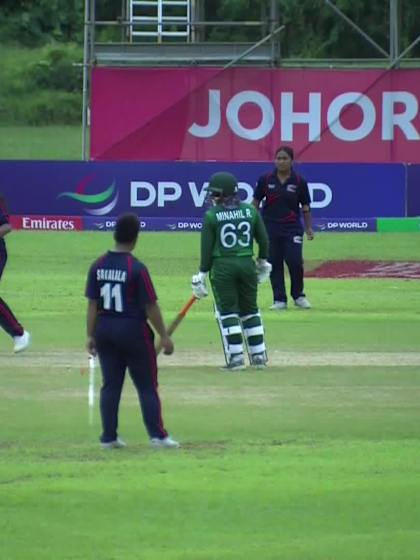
241,312,267,360
214,307,244,364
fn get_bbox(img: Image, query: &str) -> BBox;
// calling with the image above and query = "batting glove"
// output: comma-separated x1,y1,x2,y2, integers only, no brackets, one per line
256,259,272,284
191,271,209,299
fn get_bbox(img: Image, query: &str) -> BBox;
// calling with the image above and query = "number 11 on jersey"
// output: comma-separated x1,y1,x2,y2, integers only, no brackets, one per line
100,282,123,312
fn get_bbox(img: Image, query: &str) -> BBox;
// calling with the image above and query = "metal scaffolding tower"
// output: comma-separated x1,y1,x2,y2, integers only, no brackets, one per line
81,0,420,159
128,0,191,42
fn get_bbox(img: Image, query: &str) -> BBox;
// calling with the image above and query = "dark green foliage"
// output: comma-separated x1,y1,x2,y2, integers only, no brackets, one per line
0,44,83,125
204,0,420,58
400,1,420,55
0,0,84,46
0,0,418,127
10,90,82,125
0,0,419,57
277,0,387,58
25,44,83,93
205,0,267,42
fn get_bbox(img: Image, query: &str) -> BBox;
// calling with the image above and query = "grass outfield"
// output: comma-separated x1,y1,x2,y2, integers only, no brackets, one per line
0,125,83,160
0,44,82,153
1,231,420,559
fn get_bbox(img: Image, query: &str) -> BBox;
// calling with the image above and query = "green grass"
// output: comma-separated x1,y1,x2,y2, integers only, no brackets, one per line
0,45,82,159
1,231,420,559
0,45,41,93
3,231,419,352
0,124,83,160
0,44,81,157
3,365,420,560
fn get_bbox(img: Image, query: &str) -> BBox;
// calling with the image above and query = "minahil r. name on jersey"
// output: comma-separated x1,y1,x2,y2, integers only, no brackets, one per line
215,208,253,222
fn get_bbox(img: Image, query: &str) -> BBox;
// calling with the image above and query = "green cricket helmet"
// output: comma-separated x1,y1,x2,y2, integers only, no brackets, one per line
206,172,238,197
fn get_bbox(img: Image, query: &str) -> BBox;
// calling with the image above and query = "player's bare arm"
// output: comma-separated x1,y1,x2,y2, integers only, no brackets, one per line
0,223,12,238
302,204,314,240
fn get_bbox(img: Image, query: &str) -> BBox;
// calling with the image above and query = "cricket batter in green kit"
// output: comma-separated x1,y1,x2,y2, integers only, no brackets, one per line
191,172,272,371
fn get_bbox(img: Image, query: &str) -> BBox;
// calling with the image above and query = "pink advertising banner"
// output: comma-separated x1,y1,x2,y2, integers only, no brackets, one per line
90,67,420,163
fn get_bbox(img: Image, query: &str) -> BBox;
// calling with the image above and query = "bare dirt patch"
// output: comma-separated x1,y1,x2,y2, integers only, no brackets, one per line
306,260,420,279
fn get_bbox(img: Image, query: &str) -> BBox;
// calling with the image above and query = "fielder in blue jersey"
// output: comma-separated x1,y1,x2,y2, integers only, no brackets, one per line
85,213,179,449
253,146,314,310
0,194,31,353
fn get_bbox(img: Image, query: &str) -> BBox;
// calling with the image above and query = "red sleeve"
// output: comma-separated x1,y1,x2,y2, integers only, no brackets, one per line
137,265,157,305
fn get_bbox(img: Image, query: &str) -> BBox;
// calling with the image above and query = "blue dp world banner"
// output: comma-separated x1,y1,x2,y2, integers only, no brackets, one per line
0,161,406,227
83,216,205,232
407,164,420,217
83,216,378,233
312,218,377,232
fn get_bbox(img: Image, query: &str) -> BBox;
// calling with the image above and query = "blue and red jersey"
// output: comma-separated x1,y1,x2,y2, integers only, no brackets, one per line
85,251,157,321
254,169,311,232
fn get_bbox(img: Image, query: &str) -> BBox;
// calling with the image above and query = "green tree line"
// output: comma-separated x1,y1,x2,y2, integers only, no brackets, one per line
0,0,418,126
205,0,420,58
0,0,419,58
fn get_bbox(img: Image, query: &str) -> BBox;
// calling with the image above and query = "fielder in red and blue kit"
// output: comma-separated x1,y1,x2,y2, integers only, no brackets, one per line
85,213,179,449
253,146,314,309
0,194,31,353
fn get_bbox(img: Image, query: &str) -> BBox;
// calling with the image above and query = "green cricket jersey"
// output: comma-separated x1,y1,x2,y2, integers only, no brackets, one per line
200,202,269,272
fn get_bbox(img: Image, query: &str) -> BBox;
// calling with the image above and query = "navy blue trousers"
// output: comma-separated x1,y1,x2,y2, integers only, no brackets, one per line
95,316,168,443
0,252,24,338
266,226,305,303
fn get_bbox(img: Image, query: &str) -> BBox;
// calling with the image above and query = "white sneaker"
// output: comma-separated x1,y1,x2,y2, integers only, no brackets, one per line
270,301,287,310
150,436,180,449
220,355,245,371
251,353,268,369
294,296,311,309
13,330,31,353
101,438,127,449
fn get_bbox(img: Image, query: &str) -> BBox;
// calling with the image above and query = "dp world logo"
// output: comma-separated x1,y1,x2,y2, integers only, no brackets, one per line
57,175,119,216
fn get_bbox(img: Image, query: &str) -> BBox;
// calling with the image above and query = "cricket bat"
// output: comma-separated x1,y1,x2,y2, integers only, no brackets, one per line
155,295,197,355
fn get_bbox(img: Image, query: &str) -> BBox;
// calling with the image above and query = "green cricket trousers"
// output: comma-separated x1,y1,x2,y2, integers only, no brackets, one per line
210,256,258,315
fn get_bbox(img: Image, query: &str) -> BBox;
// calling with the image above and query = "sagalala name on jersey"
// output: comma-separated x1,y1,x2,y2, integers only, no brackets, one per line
86,251,156,321
96,268,127,282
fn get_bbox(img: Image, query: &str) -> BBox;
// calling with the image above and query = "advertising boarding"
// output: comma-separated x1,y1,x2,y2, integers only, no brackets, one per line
90,68,420,163
0,161,405,229
407,164,420,216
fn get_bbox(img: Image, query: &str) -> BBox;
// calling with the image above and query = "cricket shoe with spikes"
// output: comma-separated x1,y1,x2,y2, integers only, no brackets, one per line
13,330,31,354
250,353,268,369
270,301,287,311
220,355,245,372
294,296,311,309
150,436,180,449
101,438,127,449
